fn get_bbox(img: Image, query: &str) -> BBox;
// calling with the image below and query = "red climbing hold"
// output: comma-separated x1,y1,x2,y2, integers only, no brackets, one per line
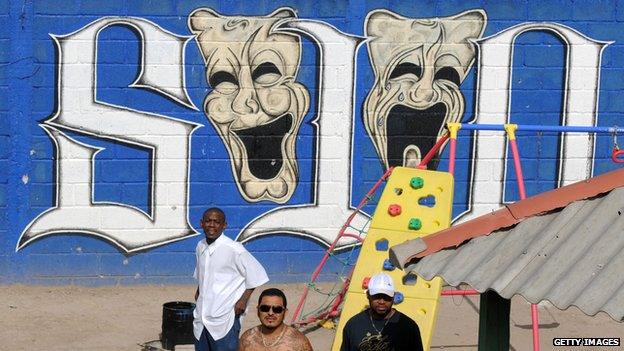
388,204,402,216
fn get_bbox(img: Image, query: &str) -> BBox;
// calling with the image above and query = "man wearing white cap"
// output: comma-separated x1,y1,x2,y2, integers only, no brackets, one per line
340,272,423,351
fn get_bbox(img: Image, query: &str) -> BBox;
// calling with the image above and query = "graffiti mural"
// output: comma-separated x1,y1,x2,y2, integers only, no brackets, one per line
1,0,622,283
363,9,486,169
465,22,609,220
189,8,310,203
18,18,201,253
237,18,368,248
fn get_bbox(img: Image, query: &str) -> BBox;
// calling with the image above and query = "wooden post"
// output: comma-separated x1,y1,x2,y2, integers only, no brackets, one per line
478,290,511,351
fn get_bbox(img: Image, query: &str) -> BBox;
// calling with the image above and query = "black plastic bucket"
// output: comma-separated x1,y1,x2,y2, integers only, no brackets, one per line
161,301,195,350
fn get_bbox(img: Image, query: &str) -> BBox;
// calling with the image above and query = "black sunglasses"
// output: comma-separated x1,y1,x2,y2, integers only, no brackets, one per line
259,305,285,314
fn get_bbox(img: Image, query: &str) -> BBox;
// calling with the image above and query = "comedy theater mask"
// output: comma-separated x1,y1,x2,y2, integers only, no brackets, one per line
189,8,310,203
364,9,486,169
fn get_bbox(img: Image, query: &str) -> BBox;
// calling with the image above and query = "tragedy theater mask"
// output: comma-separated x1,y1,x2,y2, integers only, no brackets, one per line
189,8,310,203
364,9,486,169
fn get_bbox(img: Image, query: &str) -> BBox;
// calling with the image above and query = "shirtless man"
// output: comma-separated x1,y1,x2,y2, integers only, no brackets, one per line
239,288,313,351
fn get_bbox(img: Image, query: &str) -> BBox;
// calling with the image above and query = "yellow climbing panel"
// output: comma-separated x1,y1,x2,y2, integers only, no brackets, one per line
331,167,454,351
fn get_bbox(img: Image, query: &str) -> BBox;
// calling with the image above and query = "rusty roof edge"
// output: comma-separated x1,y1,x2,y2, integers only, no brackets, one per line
401,207,518,265
400,167,624,266
506,167,624,219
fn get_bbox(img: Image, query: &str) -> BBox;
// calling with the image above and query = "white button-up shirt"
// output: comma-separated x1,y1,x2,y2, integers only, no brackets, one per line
193,234,269,340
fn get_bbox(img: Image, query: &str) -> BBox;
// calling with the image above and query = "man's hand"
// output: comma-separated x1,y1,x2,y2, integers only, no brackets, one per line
234,297,248,315
234,288,255,315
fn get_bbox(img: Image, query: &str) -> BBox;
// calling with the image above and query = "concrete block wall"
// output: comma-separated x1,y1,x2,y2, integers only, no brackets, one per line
1,0,622,285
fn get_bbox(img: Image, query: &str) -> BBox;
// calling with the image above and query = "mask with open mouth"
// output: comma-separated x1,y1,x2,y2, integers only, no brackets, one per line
189,7,310,203
363,9,486,169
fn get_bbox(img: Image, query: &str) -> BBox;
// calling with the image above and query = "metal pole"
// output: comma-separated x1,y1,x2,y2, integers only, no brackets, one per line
459,123,624,134
446,123,461,176
504,124,539,351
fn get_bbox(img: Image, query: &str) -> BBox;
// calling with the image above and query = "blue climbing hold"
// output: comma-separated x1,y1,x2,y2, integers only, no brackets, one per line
383,259,395,271
393,292,404,304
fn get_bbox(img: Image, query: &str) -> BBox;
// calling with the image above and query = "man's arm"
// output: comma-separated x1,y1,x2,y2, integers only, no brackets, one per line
234,288,254,315
195,286,199,301
282,328,314,351
236,250,269,290
298,330,314,351
302,336,313,351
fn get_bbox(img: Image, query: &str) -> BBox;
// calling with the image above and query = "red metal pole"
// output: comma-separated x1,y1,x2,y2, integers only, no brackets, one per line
531,303,540,347
441,289,479,296
446,123,461,175
417,133,450,169
505,124,538,350
509,139,527,199
448,138,457,175
325,268,353,318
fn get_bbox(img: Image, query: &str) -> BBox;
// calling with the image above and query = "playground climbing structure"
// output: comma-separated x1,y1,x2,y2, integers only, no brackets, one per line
331,167,455,350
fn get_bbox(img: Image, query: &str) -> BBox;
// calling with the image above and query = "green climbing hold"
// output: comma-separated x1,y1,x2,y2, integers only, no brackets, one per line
410,177,424,189
408,218,422,230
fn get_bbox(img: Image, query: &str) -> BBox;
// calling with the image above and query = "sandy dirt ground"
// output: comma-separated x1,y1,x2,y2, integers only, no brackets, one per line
1,283,622,350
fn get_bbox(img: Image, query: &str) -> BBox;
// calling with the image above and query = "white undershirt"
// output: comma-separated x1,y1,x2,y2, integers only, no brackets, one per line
193,234,269,340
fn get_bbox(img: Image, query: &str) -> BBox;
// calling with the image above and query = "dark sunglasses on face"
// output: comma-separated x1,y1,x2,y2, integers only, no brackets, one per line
259,305,285,314
370,293,393,302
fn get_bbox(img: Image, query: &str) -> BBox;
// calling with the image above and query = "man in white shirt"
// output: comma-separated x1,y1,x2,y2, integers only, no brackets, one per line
193,207,269,351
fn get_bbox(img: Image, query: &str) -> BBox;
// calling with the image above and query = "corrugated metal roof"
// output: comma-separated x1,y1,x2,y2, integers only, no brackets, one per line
389,167,624,267
407,186,624,321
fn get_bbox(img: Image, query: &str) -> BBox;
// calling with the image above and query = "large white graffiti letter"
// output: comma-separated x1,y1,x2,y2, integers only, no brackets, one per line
237,20,368,248
18,18,201,252
463,23,609,221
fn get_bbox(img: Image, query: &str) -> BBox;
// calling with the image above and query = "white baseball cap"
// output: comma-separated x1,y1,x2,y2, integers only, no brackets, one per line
368,272,395,297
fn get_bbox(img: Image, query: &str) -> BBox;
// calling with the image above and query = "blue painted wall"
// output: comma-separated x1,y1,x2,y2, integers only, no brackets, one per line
1,0,623,285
